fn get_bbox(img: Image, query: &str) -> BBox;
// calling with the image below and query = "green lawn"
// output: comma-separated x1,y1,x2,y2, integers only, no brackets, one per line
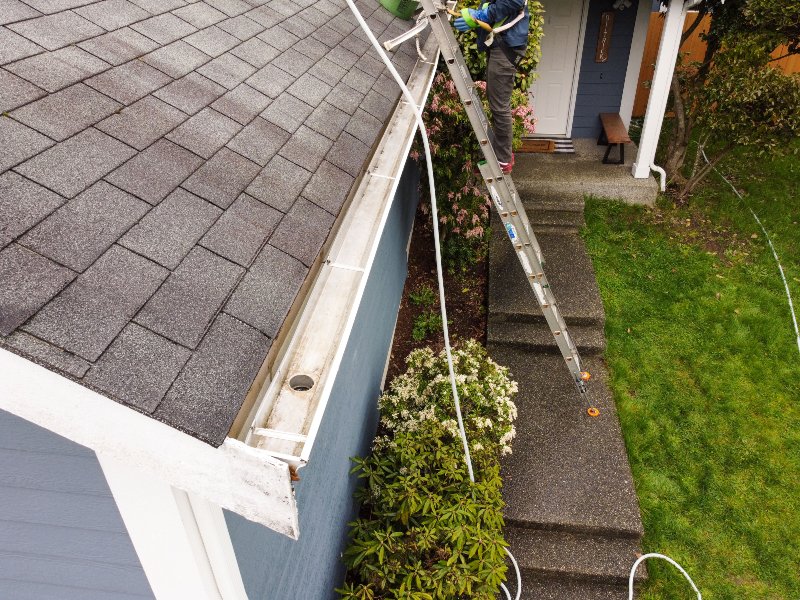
582,149,800,599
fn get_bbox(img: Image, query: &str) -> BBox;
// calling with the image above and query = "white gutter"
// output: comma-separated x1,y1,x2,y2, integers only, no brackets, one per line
242,36,441,466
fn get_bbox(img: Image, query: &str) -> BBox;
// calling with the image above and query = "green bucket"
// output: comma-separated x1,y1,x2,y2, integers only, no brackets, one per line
379,0,419,20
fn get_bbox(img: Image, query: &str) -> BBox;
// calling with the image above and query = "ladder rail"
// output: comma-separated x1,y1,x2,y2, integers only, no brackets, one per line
418,0,589,393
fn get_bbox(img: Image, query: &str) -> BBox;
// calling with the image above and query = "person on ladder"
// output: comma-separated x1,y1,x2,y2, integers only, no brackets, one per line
454,0,530,174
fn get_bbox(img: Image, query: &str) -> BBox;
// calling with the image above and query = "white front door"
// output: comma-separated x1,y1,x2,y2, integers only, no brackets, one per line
528,0,588,137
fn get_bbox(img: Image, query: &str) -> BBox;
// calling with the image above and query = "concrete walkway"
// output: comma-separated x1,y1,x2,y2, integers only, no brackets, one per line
489,151,647,598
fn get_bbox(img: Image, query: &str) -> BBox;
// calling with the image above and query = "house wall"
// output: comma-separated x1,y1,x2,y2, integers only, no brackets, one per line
225,157,420,600
0,409,153,600
571,0,641,138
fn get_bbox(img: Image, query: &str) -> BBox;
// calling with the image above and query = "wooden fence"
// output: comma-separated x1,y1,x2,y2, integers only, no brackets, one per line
632,12,800,118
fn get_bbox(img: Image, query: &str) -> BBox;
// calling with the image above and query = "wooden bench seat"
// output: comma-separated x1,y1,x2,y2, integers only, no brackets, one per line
597,113,632,165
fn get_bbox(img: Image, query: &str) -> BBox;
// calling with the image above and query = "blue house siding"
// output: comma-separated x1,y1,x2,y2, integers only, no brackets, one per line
0,409,153,600
571,0,641,138
225,157,420,600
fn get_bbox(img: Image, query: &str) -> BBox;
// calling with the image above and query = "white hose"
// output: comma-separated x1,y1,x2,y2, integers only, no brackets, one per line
700,148,800,355
345,0,474,486
628,553,702,599
343,1,524,596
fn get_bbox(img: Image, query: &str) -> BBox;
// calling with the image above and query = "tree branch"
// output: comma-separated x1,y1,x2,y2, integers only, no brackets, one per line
768,51,800,63
681,12,705,46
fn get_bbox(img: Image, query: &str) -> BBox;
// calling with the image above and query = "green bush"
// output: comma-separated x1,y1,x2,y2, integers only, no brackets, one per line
415,73,535,272
409,284,437,308
411,311,445,342
337,341,518,600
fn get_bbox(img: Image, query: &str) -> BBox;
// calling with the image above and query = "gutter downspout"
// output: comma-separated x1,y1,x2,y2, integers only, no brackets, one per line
651,163,667,191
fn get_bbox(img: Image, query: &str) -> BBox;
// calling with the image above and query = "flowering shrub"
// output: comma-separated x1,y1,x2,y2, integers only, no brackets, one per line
417,73,536,271
377,341,517,456
337,341,518,600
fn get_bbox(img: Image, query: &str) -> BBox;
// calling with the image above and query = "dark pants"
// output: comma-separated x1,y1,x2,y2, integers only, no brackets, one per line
486,46,523,164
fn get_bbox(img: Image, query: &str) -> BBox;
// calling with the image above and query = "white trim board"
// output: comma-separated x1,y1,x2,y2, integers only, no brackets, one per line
567,0,591,137
620,0,653,127
99,457,249,600
0,349,299,538
633,0,688,177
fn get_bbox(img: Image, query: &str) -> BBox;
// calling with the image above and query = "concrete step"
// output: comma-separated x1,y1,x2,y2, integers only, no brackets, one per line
489,223,605,326
511,143,659,206
491,350,643,538
510,575,633,600
520,197,585,232
488,321,606,355
506,527,646,586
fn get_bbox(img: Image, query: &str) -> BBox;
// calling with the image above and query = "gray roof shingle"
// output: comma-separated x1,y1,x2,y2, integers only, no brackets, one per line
0,0,425,446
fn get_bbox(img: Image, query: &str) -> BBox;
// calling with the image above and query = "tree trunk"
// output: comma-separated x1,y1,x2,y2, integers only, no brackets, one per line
677,143,735,201
664,74,690,184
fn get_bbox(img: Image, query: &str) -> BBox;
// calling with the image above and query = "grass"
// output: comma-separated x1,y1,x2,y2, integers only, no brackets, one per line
582,147,800,599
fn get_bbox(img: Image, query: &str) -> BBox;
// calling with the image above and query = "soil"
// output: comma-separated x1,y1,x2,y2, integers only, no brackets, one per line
384,207,488,387
647,206,755,266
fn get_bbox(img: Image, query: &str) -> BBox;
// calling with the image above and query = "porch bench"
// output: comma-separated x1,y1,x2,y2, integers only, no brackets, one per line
597,113,632,165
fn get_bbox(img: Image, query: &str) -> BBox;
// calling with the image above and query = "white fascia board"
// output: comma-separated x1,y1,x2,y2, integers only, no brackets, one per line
0,349,299,539
243,37,441,464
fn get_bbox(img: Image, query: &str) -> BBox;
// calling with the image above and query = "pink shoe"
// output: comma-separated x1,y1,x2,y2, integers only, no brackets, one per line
499,153,515,174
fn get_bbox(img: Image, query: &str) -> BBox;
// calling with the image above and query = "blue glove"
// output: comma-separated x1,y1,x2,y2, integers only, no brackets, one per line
454,7,489,32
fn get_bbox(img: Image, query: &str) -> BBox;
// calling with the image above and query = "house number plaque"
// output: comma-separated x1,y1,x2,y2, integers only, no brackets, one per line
596,11,614,63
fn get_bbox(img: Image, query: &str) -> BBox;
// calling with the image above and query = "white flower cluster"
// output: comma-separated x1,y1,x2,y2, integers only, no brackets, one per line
377,341,519,455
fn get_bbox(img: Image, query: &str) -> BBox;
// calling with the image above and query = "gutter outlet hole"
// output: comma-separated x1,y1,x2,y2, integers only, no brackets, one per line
289,374,315,392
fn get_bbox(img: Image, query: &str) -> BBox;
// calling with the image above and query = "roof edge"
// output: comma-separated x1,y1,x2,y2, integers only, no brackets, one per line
239,37,441,466
0,348,299,539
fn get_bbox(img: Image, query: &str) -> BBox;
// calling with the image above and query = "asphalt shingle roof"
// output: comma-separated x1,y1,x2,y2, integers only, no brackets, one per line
0,0,424,445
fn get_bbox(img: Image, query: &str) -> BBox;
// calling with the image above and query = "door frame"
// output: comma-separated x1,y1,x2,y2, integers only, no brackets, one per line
531,0,591,138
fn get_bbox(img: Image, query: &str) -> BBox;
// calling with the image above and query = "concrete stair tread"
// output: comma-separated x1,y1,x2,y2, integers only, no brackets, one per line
511,145,658,206
512,575,633,600
521,197,585,231
491,351,643,537
488,321,606,355
520,197,586,214
506,526,646,584
489,224,605,325
524,211,585,231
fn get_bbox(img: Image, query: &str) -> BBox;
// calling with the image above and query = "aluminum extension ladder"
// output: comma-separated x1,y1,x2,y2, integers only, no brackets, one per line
392,0,594,401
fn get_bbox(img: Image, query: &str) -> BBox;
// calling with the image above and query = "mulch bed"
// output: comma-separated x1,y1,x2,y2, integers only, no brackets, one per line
384,207,488,387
